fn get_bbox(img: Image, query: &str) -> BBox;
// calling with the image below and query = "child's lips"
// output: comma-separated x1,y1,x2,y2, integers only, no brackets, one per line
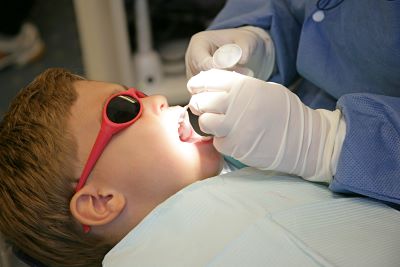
176,107,212,143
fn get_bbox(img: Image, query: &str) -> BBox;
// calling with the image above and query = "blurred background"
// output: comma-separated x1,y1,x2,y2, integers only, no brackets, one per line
0,0,226,115
0,0,82,115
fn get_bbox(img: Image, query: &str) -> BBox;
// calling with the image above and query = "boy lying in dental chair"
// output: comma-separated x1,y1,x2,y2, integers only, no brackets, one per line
0,68,399,267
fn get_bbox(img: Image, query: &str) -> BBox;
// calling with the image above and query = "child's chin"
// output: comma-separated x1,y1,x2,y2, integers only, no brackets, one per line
202,152,224,179
199,142,223,166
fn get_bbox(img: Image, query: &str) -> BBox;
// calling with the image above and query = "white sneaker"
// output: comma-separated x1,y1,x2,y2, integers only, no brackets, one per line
0,23,45,70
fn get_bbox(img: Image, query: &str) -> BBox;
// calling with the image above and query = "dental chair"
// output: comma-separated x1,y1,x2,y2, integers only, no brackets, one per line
102,168,400,266
2,168,400,266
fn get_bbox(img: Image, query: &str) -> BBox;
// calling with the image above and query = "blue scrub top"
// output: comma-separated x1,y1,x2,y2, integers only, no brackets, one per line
208,0,400,204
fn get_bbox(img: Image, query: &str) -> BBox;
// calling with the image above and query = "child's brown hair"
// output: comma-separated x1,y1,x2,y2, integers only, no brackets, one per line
0,68,113,266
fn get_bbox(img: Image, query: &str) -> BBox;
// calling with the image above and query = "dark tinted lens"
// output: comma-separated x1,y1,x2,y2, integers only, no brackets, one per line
106,95,141,123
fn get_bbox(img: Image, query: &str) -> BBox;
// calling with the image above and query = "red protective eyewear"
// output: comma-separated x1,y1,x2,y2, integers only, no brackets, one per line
75,88,146,232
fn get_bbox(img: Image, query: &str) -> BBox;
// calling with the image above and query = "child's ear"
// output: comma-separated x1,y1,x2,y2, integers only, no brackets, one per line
69,184,126,227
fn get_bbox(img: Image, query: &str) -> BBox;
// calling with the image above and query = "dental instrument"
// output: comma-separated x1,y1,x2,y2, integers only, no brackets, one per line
212,43,242,69
212,44,254,76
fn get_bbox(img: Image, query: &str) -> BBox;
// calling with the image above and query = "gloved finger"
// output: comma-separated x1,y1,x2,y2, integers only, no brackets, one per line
231,66,254,77
198,113,229,137
189,91,230,116
235,34,255,65
212,137,232,157
186,55,214,79
185,37,216,78
187,69,245,94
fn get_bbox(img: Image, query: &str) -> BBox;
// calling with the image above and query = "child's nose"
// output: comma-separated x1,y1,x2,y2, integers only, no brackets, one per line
143,95,169,114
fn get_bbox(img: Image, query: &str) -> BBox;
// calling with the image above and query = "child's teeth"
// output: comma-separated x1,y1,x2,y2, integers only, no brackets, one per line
179,104,189,123
179,119,192,141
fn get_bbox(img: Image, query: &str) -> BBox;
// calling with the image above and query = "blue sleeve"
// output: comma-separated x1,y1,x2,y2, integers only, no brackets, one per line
330,94,400,204
296,0,400,100
207,0,306,86
208,0,400,102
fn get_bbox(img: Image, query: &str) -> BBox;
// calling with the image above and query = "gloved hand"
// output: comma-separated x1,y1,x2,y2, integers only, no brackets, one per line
185,26,275,81
187,69,346,183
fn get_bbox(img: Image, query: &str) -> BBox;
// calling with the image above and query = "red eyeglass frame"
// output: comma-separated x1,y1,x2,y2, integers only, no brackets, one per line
74,88,146,233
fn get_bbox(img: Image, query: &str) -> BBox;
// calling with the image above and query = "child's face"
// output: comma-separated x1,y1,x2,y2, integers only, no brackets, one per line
69,80,223,224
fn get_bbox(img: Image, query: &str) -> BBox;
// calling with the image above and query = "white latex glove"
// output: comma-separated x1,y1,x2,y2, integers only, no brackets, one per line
187,69,346,183
185,26,275,81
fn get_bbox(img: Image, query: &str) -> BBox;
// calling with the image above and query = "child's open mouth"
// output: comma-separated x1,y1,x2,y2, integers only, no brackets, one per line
177,107,212,143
